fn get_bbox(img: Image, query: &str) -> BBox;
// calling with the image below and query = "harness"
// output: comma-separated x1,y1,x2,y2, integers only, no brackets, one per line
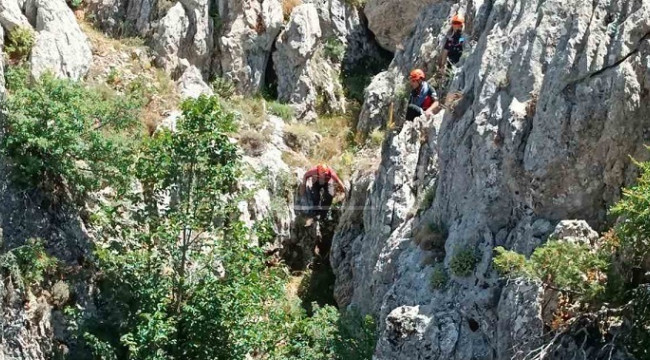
406,82,435,120
410,81,434,108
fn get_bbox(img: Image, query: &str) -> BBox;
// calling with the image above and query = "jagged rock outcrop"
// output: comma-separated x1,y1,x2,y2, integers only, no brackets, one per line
333,0,650,358
152,0,214,76
0,156,96,359
273,4,323,120
84,0,384,116
0,0,92,80
176,61,214,98
29,0,92,80
85,0,160,36
273,0,385,120
216,0,284,93
364,0,438,52
356,1,456,134
0,0,31,30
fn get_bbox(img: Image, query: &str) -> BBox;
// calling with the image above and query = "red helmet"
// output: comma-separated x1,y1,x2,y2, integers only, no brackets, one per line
451,14,464,25
409,69,425,81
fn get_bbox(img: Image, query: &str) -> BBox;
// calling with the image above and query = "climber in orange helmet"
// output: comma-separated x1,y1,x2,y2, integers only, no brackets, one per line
406,69,440,121
440,14,466,68
300,164,347,224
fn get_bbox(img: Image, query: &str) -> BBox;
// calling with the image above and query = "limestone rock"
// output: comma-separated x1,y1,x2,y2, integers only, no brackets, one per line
152,0,213,76
216,0,284,94
273,4,322,120
549,220,599,245
332,0,650,358
29,0,92,80
364,0,438,52
0,25,5,100
496,279,544,359
85,0,157,36
176,63,214,98
0,0,31,31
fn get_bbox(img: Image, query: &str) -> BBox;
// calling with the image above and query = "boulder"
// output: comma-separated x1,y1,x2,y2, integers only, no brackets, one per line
176,62,214,98
364,0,438,52
0,0,31,31
29,0,92,80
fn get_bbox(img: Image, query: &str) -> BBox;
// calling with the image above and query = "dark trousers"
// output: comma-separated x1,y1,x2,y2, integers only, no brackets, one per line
308,181,333,218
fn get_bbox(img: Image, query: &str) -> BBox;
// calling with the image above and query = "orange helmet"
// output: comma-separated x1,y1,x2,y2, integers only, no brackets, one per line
451,14,464,25
409,69,425,81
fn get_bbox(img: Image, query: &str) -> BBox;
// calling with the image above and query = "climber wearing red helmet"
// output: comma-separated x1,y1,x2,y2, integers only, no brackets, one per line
301,164,346,223
441,14,466,68
406,69,440,121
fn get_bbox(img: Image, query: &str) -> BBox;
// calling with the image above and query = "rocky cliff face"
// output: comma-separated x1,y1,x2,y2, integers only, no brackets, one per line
0,0,92,81
85,0,382,118
333,0,649,358
1,0,649,358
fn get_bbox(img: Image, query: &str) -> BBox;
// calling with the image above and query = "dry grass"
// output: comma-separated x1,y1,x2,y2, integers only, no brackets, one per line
227,97,267,130
239,130,269,157
368,128,385,148
282,0,302,21
282,151,311,170
80,21,180,134
284,123,318,152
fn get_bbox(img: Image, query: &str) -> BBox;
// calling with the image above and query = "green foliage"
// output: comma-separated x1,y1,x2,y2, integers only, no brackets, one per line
493,241,608,300
272,305,377,360
394,83,410,101
324,37,345,63
493,246,527,277
5,63,30,91
430,264,448,289
67,0,84,9
420,183,437,211
5,27,35,61
106,67,121,85
611,158,650,266
82,96,290,359
268,101,294,121
0,238,58,290
368,128,384,148
1,74,142,202
450,247,477,277
211,77,236,99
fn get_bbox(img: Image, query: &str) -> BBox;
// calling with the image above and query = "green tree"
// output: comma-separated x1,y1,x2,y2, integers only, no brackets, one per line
87,96,289,359
1,73,141,203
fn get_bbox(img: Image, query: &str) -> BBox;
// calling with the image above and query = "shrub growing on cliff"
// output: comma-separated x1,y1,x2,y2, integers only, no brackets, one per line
450,247,477,277
430,264,448,289
1,74,141,202
493,242,608,300
0,238,58,290
5,27,35,61
324,37,346,63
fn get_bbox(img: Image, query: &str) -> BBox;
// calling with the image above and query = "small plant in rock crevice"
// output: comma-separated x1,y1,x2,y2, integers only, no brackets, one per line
0,238,58,290
430,263,448,289
5,27,35,62
324,37,346,63
268,101,294,121
420,183,437,211
450,247,477,277
211,76,236,99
